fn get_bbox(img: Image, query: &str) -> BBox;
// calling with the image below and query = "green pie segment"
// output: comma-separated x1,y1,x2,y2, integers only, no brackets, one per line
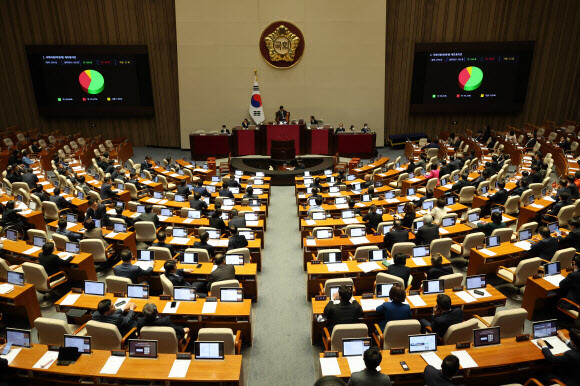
458,66,483,91
79,69,105,94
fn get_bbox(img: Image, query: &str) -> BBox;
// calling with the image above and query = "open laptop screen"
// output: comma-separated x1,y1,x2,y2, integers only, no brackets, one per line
6,328,31,348
342,338,371,356
128,339,158,358
473,327,501,347
422,279,444,294
194,341,224,360
465,275,486,290
532,319,557,339
64,335,91,354
409,334,437,353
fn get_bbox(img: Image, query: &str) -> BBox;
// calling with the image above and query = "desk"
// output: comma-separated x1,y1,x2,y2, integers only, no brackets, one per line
189,133,233,160
0,283,41,327
516,197,555,229
334,133,376,158
521,270,570,319
467,242,527,276
308,128,333,155
262,124,305,155
233,127,260,155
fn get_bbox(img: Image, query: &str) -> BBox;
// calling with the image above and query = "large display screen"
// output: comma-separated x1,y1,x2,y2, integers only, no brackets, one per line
410,41,534,112
26,45,154,116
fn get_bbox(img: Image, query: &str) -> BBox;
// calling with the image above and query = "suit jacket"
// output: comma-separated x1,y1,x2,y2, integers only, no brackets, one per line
375,301,411,331
476,221,506,237
470,176,484,188
489,189,508,206
348,369,392,386
208,264,236,288
100,183,115,201
415,223,439,246
0,208,26,228
37,253,73,276
218,189,234,198
192,186,211,197
510,186,526,197
559,270,580,305
190,199,208,212
49,194,68,210
21,173,39,189
87,204,108,220
55,228,81,242
439,165,452,178
452,179,470,193
362,212,382,232
275,110,288,121
529,237,558,261
559,228,580,252
209,217,226,232
135,212,159,227
176,185,191,197
83,228,107,245
165,269,188,287
383,229,410,252
137,316,186,340
431,308,464,338
387,265,411,286
541,342,580,386
192,241,215,258
91,309,136,335
228,235,248,250
427,265,453,280
323,300,364,332
401,212,415,229
113,262,153,284
228,216,246,229
423,365,455,386
153,242,176,256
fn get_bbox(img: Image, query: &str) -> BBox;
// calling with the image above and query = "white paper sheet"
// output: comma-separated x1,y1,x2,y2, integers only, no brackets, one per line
478,248,497,256
326,263,349,272
134,261,153,270
360,298,386,311
106,209,117,215
529,203,544,209
513,241,532,251
158,199,169,204
171,237,190,245
32,350,59,369
147,198,160,203
542,274,565,287
158,216,169,222
304,220,316,226
0,347,21,365
411,257,428,266
23,246,41,255
217,240,229,247
385,198,400,204
114,298,130,310
543,196,556,202
100,355,126,374
168,359,191,378
439,228,449,234
357,262,382,273
162,301,180,314
319,357,341,376
335,204,348,209
407,295,427,307
350,236,370,245
451,350,478,368
467,289,492,298
342,218,360,224
355,203,365,207
409,178,421,182
60,293,81,306
531,336,570,355
246,220,259,226
420,351,442,370
106,232,119,238
0,284,15,294
455,291,477,303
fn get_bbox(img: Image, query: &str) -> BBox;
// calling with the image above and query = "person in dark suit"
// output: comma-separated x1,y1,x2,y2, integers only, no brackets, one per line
153,231,176,256
82,218,108,245
49,187,69,210
227,226,248,250
335,124,346,134
537,329,580,386
192,180,211,197
348,347,392,386
113,249,153,283
360,123,371,133
426,254,453,280
219,181,234,198
529,226,559,261
55,218,81,242
275,106,289,123
400,202,416,229
386,253,411,287
510,179,528,197
420,294,464,338
92,299,137,336
241,119,250,129
310,116,318,125
489,181,508,206
189,192,209,214
567,175,580,200
163,259,199,290
207,254,236,290
135,205,159,227
228,208,246,229
546,192,573,218
424,354,460,386
383,220,409,252
553,178,569,201
109,206,134,227
32,184,50,202
220,125,230,134
559,255,580,306
209,209,227,234
415,215,439,246
559,219,580,252
176,180,191,199
193,231,216,258
375,284,411,332
362,204,382,233
243,186,258,200
37,242,73,276
312,177,323,192
451,173,470,193
86,198,108,223
439,160,452,179
476,211,506,237
323,285,364,333
105,161,116,175
137,302,188,340
347,198,362,217
100,177,116,202
406,159,417,174
529,165,543,184
449,155,462,171
21,168,39,189
0,200,30,230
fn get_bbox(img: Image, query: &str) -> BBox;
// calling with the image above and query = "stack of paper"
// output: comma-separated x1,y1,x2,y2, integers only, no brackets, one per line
100,355,126,374
319,357,341,376
107,232,119,238
455,291,477,303
32,350,59,369
350,236,370,245
420,351,442,369
0,348,22,365
360,298,385,311
202,302,218,314
326,263,349,272
57,252,72,260
411,257,427,266
168,359,191,378
531,336,569,355
451,350,478,368
543,274,565,287
342,218,359,224
0,284,15,294
513,241,532,251
60,293,81,306
357,262,381,273
529,203,544,209
407,295,427,307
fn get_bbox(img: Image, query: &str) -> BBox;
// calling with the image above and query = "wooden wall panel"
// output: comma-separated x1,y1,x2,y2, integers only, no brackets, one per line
0,0,180,147
384,0,580,141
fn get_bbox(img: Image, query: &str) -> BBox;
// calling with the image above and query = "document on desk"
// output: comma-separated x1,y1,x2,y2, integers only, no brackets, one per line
23,246,42,255
246,220,259,226
305,239,317,246
360,298,385,311
158,216,169,222
335,204,348,209
60,293,81,306
513,241,532,251
304,220,316,226
319,357,341,376
168,359,191,378
33,350,59,369
531,337,569,355
162,301,180,314
0,284,15,294
349,236,369,245
451,350,478,368
147,198,160,203
467,289,492,298
328,192,341,197
342,218,359,224
411,257,428,266
543,196,556,202
439,228,449,234
355,203,365,208
134,261,153,270
100,355,126,374
182,218,194,224
217,239,229,247
346,356,371,373
478,248,497,257
202,301,218,314
158,199,169,205
407,295,427,307
106,209,117,215
420,351,442,370
0,348,21,365
106,232,119,238
409,178,421,183
357,262,382,273
455,291,477,303
326,263,349,272
542,274,565,287
529,203,544,209
385,198,400,204
171,237,190,245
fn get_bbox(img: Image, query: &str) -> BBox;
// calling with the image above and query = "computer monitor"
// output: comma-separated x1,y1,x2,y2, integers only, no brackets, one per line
544,262,560,276
63,187,70,195
361,194,371,202
128,339,158,358
220,212,230,221
547,222,559,234
160,208,172,217
188,210,201,219
115,202,125,210
254,179,263,185
220,287,243,302
486,235,500,248
194,341,224,360
491,206,503,215
225,254,244,265
335,197,347,205
329,285,353,300
256,171,265,177
173,286,196,301
77,191,85,200
29,200,38,211
347,175,355,181
532,319,558,339
229,187,240,194
207,229,220,239
370,249,387,261
137,250,154,261
153,191,163,199
6,229,17,241
440,178,447,186
235,170,244,176
374,181,383,188
84,280,105,296
408,334,437,353
172,227,188,238
397,204,405,214
453,174,460,181
314,229,333,239
7,271,24,286
329,186,339,193
239,230,255,240
441,217,456,227
223,198,235,206
64,335,91,354
211,176,220,182
304,178,313,186
480,185,488,194
518,229,532,241
65,242,80,254
181,252,198,264
349,227,365,237
468,212,480,222
422,201,435,210
6,328,31,348
253,188,263,195
342,337,371,356
528,194,535,204
465,274,486,290
376,283,394,298
94,219,101,228
136,205,146,213
127,284,149,299
446,196,455,206
413,246,430,258
473,327,501,347
407,187,415,196
244,212,259,221
352,183,361,191
422,279,444,294
33,236,46,247
381,225,393,234
206,186,216,194
66,213,78,224
541,188,547,197
413,221,424,232
113,223,127,233
384,191,395,199
409,173,415,179
312,212,326,221
322,252,341,264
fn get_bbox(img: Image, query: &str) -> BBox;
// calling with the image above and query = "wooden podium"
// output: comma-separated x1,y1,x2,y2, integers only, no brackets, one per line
270,139,295,160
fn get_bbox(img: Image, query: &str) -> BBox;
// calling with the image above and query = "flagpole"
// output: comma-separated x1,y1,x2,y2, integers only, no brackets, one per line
254,69,257,81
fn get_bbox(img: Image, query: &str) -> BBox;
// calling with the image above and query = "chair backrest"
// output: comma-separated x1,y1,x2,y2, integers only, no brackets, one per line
312,227,333,239
226,248,251,263
458,186,476,204
574,199,580,218
85,320,122,350
529,183,544,197
12,181,30,194
209,279,240,297
41,201,61,221
80,239,108,263
0,258,15,280
21,262,50,292
375,273,405,290
487,308,528,339
140,326,179,353
513,257,543,286
198,328,236,355
35,317,73,345
443,318,478,345
148,246,173,261
184,248,211,263
440,273,463,289
316,249,342,262
323,278,354,298
557,205,576,226
27,229,48,240
330,323,368,351
353,246,379,260
396,173,409,187
106,276,132,294
490,227,513,243
425,178,438,192
430,238,452,259
460,232,486,258
383,320,421,349
390,242,415,256
134,221,158,242
426,148,439,159
160,274,174,296
344,225,366,237
503,196,520,215
551,247,576,268
518,221,538,234
520,189,533,207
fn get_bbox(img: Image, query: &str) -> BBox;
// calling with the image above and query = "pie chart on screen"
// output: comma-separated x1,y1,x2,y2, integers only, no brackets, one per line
79,69,105,94
458,66,483,91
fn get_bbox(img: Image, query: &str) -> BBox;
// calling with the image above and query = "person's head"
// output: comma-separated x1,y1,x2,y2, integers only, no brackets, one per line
436,293,452,310
180,180,187,187
77,175,85,184
84,218,95,230
246,186,253,195
120,249,133,262
492,154,498,162
498,181,505,190
538,226,550,239
221,125,226,130
157,231,167,242
212,209,222,218
393,252,407,266
338,285,353,302
393,219,402,229
561,191,571,203
567,175,576,185
145,205,153,213
559,178,568,188
348,198,355,209
222,181,229,189
430,163,438,171
570,219,580,230
531,165,540,173
363,123,368,127
115,206,123,215
97,299,113,315
311,187,319,195
58,218,67,230
194,192,202,201
509,130,515,136
425,189,433,198
197,230,209,244
461,173,469,181
214,254,225,265
313,376,347,386
485,162,492,168
315,197,323,206
53,186,61,195
196,180,203,187
423,214,433,225
482,169,491,179
314,177,321,185
87,198,97,209
230,225,238,235
521,179,529,189
5,200,15,210
367,186,374,195
362,347,382,372
103,176,111,184
279,105,284,110
490,211,502,224
310,115,315,120
243,118,248,123
389,284,406,303
369,204,377,213
231,208,239,218
163,259,178,273
441,355,460,378
142,302,158,322
404,202,415,213
436,197,445,209
432,254,444,268
42,242,54,255
440,159,447,166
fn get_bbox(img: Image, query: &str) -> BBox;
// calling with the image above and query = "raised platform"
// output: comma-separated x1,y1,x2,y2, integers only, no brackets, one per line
230,156,334,186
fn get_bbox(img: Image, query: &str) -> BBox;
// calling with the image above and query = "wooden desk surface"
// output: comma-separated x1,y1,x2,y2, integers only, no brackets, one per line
1,239,94,267
306,257,451,275
117,261,258,277
0,282,36,301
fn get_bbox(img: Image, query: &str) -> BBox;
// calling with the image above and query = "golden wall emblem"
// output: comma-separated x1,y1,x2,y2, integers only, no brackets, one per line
260,21,305,69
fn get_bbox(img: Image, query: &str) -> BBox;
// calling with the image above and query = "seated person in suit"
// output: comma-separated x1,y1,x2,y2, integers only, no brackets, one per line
49,186,69,210
347,197,362,217
275,105,289,123
401,202,416,229
109,206,134,227
135,204,160,227
312,177,323,192
323,285,364,333
192,180,211,197
207,254,236,291
420,294,463,338
383,220,409,252
138,302,189,340
559,255,580,310
220,125,230,134
209,209,227,233
0,200,30,231
307,197,324,217
92,298,137,336
426,254,453,280
113,249,153,283
38,242,73,276
537,329,580,386
193,231,216,258
429,198,447,226
510,178,528,197
488,180,508,206
176,180,191,198
127,172,144,191
545,191,573,220
241,118,250,129
375,284,411,332
406,159,417,173
451,173,470,194
567,175,579,200
310,116,318,125
334,123,346,134
362,204,382,233
415,214,439,246
243,186,258,200
529,226,559,261
386,253,411,287
476,210,506,237
309,187,322,201
348,347,392,386
32,184,50,202
82,218,108,246
163,259,206,293
424,354,460,386
55,218,81,242
227,225,248,250
218,181,234,198
86,198,108,222
553,178,570,201
100,176,116,202
439,160,452,179
189,192,208,213
559,219,580,252
228,208,246,229
360,123,371,133
153,231,176,256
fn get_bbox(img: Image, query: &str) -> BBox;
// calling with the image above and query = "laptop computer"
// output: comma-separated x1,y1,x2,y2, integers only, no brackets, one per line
181,252,198,264
5,328,31,348
349,227,365,237
314,229,333,239
137,250,154,261
441,216,456,227
127,284,149,299
7,271,24,286
342,337,371,356
128,339,158,358
422,201,435,211
473,327,501,348
84,280,105,296
486,235,500,248
465,211,480,228
322,251,341,264
220,287,243,302
376,283,394,298
194,341,224,360
33,236,46,247
422,279,444,294
532,319,557,339
412,246,430,258
465,275,486,290
173,286,196,301
408,334,437,353
370,249,387,261
544,261,561,276
225,254,244,265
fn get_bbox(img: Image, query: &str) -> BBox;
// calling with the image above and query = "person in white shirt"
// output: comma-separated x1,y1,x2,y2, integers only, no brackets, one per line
429,197,447,225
